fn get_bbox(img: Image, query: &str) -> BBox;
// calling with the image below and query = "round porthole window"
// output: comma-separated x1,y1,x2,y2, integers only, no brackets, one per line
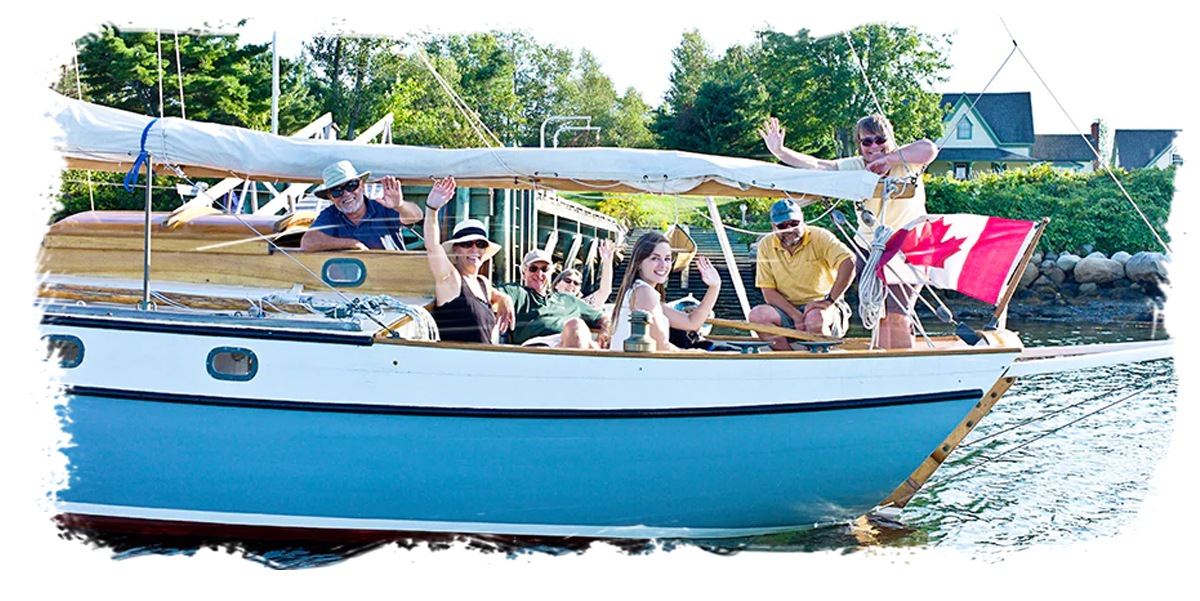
321,258,366,287
207,347,258,381
43,335,84,368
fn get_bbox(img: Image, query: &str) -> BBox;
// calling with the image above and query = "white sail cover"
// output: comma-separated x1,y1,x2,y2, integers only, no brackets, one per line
43,90,881,200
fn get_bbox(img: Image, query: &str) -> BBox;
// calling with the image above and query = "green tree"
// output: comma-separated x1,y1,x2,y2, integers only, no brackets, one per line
756,24,951,158
305,34,408,139
66,25,315,132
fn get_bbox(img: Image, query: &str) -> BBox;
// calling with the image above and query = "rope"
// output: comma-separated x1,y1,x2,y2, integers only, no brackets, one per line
855,221,892,331
999,17,1172,255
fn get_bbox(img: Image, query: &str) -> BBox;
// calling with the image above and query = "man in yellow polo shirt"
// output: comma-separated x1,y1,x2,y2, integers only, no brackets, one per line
749,199,856,350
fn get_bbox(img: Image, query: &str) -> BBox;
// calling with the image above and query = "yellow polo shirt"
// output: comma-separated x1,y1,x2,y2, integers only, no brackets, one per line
836,156,927,246
755,226,854,306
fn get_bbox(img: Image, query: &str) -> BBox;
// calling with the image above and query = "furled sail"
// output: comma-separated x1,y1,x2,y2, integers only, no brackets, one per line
43,90,882,201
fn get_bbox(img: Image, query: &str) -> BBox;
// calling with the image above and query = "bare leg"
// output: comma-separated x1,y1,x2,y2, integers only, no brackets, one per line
878,313,914,349
749,305,791,351
560,318,598,350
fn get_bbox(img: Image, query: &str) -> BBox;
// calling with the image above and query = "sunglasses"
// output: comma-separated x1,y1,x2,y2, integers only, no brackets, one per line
322,179,361,199
454,240,490,249
774,220,801,230
526,264,551,273
561,278,582,287
859,135,888,147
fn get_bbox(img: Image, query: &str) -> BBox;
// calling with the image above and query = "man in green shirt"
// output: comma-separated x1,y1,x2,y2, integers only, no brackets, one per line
496,249,611,349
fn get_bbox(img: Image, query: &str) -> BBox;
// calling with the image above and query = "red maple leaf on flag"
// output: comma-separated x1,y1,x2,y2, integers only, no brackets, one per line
899,218,967,269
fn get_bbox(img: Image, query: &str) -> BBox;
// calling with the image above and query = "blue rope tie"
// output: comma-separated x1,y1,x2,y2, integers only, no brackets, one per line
123,118,160,192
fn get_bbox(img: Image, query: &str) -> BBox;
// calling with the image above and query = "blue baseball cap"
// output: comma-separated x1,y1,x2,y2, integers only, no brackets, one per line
769,199,804,225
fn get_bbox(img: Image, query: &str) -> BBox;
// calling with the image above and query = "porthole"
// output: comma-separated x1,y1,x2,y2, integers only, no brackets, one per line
43,335,83,368
207,347,258,381
322,258,366,287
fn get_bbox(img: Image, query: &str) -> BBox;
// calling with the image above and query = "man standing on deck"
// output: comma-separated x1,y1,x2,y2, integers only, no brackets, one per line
496,249,611,349
748,199,855,351
300,160,423,251
760,114,937,349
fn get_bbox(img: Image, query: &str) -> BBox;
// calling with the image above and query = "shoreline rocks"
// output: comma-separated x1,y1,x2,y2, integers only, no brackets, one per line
1017,248,1168,308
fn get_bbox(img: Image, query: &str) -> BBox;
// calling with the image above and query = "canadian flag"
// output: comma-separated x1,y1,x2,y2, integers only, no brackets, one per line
878,214,1039,305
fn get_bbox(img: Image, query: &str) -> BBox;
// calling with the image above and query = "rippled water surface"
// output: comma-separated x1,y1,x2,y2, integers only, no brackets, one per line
64,318,1176,567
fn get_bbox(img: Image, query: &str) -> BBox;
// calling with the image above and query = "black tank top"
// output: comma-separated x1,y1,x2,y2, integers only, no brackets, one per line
431,275,496,343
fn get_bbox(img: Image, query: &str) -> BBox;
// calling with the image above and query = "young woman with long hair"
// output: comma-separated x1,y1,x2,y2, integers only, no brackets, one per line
609,231,721,352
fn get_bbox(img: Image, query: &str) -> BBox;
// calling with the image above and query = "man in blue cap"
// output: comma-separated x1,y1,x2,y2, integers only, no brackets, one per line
748,199,856,350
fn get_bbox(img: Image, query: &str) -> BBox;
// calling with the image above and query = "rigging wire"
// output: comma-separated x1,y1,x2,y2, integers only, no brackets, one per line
934,382,1154,486
71,40,95,211
999,17,1172,255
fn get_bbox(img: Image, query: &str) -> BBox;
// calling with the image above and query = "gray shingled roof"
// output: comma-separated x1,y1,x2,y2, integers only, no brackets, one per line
1114,130,1179,169
1031,134,1096,162
934,148,1039,162
941,93,1035,145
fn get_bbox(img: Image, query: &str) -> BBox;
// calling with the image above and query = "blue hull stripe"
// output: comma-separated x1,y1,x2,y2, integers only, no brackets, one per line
61,385,984,418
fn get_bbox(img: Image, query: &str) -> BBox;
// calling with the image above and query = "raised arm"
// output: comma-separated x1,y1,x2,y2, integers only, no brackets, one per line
759,117,839,171
588,239,616,307
864,139,938,175
422,177,460,304
380,176,424,225
663,256,722,331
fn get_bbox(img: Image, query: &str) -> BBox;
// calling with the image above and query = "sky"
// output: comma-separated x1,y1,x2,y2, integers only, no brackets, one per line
4,0,1197,597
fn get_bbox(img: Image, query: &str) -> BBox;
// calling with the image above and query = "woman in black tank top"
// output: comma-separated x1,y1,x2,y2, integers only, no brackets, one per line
422,178,515,343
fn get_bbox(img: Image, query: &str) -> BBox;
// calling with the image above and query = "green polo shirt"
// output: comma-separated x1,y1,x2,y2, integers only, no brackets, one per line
496,283,606,344
755,226,853,306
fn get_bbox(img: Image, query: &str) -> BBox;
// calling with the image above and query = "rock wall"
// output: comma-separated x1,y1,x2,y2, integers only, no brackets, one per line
1019,249,1169,303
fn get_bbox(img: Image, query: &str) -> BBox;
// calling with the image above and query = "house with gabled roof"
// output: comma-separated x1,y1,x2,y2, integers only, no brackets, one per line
1113,130,1182,170
930,92,1182,178
931,92,1039,179
1030,134,1097,173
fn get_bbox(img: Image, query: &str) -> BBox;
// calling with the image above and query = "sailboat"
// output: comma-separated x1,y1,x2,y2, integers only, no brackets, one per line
39,89,1172,541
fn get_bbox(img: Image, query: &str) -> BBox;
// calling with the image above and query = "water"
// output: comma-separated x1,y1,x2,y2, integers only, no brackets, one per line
60,318,1176,567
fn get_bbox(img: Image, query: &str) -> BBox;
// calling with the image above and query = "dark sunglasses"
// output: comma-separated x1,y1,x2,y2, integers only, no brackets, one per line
454,240,490,249
774,220,801,230
859,135,888,147
526,264,551,273
561,278,582,286
322,179,361,199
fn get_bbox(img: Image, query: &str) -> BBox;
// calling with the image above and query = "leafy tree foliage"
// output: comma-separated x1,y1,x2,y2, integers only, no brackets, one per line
67,25,313,131
653,24,950,159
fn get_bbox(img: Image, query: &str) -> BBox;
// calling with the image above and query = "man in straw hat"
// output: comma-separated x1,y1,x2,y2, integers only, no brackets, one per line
496,248,611,349
300,160,423,251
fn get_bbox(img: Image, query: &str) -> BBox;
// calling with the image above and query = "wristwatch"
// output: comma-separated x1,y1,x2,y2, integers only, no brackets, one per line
823,293,834,302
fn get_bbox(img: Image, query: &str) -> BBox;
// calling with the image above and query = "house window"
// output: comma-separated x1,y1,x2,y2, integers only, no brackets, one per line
956,118,973,140
954,163,970,180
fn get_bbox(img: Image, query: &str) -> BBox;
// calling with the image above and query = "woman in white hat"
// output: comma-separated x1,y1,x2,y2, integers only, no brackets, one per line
423,177,515,343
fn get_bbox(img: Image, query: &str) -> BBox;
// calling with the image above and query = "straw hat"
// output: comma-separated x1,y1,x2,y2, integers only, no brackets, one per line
442,219,501,262
313,160,371,197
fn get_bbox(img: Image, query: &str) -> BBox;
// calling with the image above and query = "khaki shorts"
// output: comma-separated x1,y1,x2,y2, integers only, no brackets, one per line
769,298,851,338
